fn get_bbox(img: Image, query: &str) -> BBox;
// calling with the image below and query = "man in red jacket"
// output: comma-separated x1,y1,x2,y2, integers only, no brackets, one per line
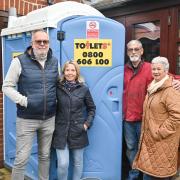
123,40,180,180
123,39,152,180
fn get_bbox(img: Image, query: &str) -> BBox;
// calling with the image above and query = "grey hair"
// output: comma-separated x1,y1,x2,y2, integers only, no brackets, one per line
31,29,48,41
127,39,142,48
151,56,169,71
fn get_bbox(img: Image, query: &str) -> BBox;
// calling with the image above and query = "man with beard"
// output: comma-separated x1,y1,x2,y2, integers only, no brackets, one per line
123,39,180,180
2,29,59,180
123,40,150,180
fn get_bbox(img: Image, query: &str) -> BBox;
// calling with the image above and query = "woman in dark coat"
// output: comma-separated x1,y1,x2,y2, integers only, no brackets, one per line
52,60,96,180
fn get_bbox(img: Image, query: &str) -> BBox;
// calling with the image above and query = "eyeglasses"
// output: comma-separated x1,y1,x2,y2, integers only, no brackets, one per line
127,47,141,52
34,40,49,45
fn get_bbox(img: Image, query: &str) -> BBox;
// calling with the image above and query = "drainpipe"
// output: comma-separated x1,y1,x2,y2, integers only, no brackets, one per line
47,0,54,5
8,7,17,28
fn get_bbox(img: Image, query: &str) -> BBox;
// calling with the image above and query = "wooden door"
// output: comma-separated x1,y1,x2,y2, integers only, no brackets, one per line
125,9,169,66
169,6,180,75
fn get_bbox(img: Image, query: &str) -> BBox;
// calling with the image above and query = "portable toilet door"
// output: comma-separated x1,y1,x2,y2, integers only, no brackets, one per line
1,2,104,179
50,16,125,180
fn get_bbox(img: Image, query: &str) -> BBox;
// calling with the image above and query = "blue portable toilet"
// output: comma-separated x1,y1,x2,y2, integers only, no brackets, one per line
1,1,125,180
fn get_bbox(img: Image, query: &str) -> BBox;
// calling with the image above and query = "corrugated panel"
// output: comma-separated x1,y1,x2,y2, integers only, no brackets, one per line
82,0,132,9
83,0,148,10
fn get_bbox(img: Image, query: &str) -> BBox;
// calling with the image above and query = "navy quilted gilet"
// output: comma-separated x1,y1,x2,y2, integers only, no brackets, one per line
17,49,58,120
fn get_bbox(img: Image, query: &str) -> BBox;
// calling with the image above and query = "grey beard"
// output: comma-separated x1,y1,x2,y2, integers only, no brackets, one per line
33,49,48,61
130,55,141,62
36,54,47,61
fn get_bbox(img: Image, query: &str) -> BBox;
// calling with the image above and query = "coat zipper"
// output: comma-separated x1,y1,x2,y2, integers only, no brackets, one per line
42,68,47,120
36,60,47,120
62,86,72,139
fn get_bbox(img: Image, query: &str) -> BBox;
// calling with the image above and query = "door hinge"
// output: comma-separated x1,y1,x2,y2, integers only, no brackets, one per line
168,16,171,26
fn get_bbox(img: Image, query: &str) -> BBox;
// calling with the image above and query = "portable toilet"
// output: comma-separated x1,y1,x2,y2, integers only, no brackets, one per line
1,1,125,180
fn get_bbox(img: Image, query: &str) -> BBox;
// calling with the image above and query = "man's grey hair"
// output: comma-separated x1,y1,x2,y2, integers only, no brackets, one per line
151,56,169,71
31,29,48,41
127,39,142,48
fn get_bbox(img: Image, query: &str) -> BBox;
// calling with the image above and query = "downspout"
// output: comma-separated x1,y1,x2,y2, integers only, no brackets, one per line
8,7,17,28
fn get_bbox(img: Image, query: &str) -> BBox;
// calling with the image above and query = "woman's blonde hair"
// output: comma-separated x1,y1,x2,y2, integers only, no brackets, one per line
60,60,84,83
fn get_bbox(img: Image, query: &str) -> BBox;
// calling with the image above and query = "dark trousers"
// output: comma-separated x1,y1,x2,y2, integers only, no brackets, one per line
143,174,172,180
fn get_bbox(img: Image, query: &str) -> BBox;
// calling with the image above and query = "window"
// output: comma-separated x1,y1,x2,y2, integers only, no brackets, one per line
134,21,160,62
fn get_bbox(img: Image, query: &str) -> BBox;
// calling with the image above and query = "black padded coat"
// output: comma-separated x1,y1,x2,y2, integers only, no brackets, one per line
52,82,96,149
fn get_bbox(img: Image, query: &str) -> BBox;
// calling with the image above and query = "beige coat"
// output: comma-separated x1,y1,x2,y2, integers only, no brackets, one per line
133,77,180,178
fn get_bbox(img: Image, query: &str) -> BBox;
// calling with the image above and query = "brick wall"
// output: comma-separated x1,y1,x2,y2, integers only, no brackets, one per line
0,9,8,167
0,0,81,15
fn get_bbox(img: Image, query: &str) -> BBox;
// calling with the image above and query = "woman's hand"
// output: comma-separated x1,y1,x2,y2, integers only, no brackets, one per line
84,124,88,131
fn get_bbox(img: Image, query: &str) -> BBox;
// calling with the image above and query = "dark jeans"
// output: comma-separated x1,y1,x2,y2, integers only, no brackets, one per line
123,121,142,180
143,174,172,180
